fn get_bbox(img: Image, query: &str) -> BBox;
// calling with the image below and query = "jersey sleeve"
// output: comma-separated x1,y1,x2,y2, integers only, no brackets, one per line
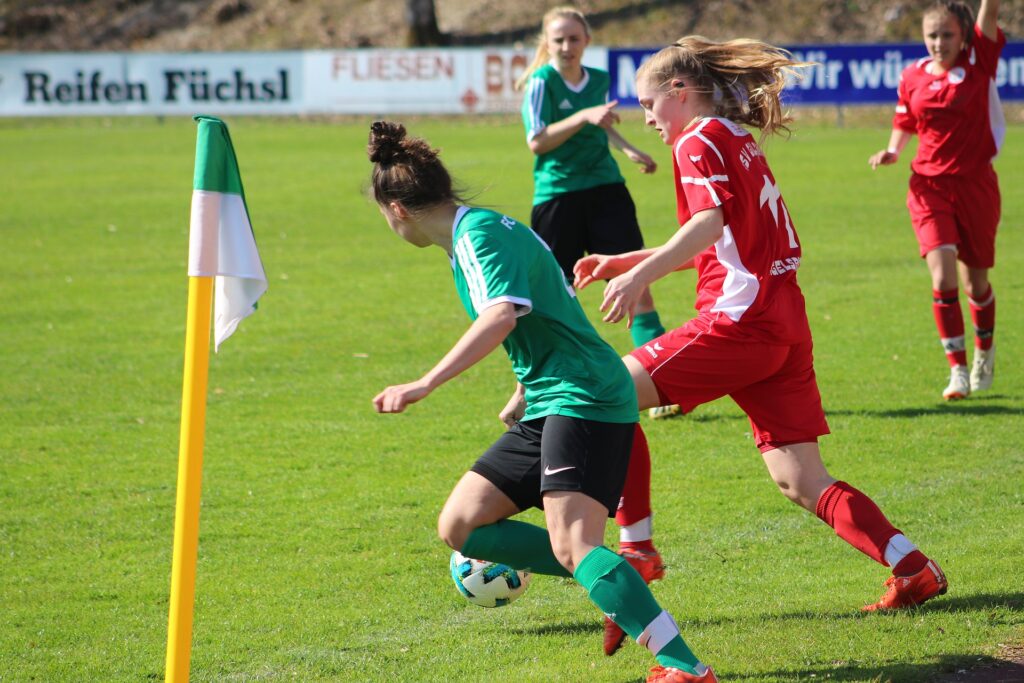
971,23,1007,78
453,226,533,316
893,69,918,132
522,76,551,142
673,132,734,218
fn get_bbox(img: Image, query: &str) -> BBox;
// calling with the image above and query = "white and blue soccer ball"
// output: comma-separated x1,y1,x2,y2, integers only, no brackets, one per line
449,551,531,608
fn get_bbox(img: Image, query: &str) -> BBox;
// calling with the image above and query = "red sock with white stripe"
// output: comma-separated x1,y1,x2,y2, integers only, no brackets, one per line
933,288,967,367
617,425,654,553
815,481,928,575
969,285,996,350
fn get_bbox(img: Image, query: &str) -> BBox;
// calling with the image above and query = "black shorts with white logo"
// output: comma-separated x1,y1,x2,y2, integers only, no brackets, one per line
470,415,635,516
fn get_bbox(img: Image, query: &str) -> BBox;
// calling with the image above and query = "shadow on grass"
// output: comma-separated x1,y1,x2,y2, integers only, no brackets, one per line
512,592,1024,681
739,655,1024,682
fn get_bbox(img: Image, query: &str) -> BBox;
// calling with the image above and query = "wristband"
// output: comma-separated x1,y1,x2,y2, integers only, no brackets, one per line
886,147,899,154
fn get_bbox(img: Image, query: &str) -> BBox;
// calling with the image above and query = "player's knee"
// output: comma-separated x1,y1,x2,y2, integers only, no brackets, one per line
436,511,470,551
547,535,578,574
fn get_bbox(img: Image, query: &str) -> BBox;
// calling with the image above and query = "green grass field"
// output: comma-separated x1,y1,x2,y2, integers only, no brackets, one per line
1,112,1022,682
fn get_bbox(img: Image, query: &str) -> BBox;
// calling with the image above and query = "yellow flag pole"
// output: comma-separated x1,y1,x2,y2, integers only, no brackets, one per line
165,274,214,683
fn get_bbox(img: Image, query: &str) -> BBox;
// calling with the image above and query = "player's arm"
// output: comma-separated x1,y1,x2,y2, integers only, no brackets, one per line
869,128,914,169
574,248,693,290
977,0,999,41
600,208,724,326
373,303,517,414
498,382,526,429
529,100,621,155
606,127,657,174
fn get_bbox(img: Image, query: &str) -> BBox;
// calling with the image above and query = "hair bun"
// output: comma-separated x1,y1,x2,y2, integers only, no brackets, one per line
368,120,408,164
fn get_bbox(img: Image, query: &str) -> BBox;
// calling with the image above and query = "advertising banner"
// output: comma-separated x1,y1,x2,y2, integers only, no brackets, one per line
608,42,1024,107
2,44,1021,116
302,47,606,114
0,52,303,116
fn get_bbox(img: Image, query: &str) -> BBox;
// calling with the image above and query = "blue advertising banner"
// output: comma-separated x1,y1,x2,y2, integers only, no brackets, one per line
608,42,1024,107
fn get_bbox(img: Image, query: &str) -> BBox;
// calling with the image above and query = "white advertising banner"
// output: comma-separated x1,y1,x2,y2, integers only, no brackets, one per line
0,48,608,116
303,47,607,114
0,52,303,116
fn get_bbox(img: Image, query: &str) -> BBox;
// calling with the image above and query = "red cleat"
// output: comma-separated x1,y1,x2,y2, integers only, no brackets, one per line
862,559,948,612
647,665,718,682
604,546,666,656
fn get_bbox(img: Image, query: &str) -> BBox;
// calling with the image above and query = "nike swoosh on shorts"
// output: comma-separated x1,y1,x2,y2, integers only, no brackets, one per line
543,465,576,475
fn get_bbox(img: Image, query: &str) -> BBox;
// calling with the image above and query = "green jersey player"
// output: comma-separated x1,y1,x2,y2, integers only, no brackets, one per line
367,120,715,683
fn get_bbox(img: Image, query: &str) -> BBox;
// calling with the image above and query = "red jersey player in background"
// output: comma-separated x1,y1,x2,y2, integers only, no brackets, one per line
574,37,948,678
869,0,1005,400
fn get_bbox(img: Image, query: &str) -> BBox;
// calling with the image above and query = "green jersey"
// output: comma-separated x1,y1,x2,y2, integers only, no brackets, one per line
521,64,625,205
450,207,637,423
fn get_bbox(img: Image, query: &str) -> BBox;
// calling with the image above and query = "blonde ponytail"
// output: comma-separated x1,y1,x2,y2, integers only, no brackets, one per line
637,36,811,139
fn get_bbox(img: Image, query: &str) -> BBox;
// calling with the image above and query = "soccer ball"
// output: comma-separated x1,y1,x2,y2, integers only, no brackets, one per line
449,551,531,608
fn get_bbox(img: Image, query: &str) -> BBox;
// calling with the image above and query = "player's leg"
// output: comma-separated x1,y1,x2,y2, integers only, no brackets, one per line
955,168,999,393
926,247,970,399
963,263,996,391
540,416,715,682
607,423,665,655
448,420,572,577
739,342,946,611
908,174,969,399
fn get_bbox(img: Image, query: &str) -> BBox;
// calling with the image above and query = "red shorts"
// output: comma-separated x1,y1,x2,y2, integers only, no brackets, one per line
630,320,830,452
907,166,1000,268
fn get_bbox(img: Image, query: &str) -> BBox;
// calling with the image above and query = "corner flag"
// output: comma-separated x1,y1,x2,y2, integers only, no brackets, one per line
166,115,265,683
189,114,267,351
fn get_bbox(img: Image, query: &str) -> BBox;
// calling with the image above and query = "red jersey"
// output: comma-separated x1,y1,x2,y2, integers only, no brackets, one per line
894,24,1006,177
672,117,811,345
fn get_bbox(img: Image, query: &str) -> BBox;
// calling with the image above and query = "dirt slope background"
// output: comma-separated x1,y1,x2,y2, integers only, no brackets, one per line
2,0,1022,53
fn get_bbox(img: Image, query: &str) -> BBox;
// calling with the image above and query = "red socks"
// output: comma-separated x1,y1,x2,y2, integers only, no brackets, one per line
969,285,996,351
815,481,923,572
932,288,967,367
616,424,652,528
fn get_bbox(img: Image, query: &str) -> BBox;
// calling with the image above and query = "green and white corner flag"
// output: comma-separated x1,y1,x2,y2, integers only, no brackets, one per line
188,115,267,351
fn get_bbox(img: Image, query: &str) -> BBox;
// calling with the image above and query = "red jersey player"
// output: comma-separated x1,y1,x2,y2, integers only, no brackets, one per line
870,0,1004,399
575,37,948,681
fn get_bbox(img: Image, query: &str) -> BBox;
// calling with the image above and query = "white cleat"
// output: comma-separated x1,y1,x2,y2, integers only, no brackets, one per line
648,404,681,419
970,346,995,392
942,365,971,401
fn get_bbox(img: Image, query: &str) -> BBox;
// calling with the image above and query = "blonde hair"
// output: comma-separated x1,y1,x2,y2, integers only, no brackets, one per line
514,6,591,91
637,36,810,139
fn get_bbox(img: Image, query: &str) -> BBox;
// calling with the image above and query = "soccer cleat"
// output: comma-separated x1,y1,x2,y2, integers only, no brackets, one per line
649,404,681,419
970,346,995,392
942,365,971,400
604,547,667,656
647,665,718,682
861,559,948,612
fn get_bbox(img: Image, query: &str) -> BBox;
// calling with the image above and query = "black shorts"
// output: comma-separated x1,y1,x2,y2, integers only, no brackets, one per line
531,182,645,279
470,415,635,516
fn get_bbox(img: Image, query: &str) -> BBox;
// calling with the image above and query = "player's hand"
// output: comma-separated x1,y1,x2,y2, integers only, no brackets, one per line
624,147,657,174
498,391,526,429
868,149,898,169
600,271,643,327
373,380,431,413
574,253,628,290
579,101,621,129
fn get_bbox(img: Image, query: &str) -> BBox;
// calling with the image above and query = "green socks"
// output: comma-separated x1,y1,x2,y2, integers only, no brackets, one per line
630,310,666,347
461,528,702,673
574,546,700,673
461,520,572,578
